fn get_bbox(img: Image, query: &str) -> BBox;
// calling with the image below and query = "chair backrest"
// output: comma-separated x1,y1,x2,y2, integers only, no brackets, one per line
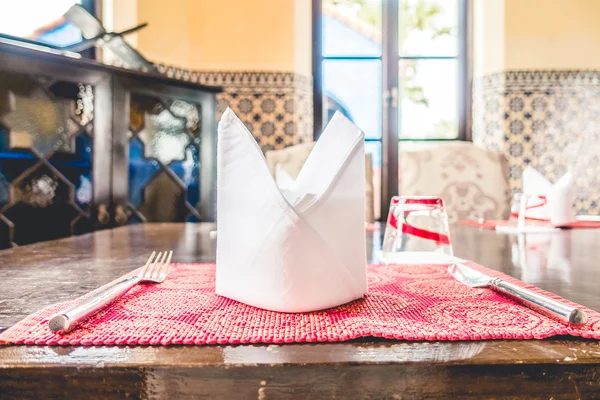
265,143,375,223
265,142,316,178
400,142,511,222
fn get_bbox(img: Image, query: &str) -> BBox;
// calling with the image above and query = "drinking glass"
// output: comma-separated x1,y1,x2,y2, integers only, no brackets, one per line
495,192,558,234
509,193,548,229
380,196,453,264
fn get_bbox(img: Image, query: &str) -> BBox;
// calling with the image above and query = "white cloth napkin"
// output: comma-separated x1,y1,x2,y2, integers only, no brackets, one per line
216,108,367,312
275,163,295,190
522,166,574,226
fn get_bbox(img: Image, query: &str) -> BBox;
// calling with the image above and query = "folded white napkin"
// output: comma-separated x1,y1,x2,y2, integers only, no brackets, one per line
216,108,367,312
275,163,295,190
522,166,574,226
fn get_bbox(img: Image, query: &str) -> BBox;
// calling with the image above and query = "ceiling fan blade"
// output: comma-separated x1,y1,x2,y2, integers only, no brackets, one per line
103,36,158,73
61,38,97,53
63,4,106,39
116,23,149,37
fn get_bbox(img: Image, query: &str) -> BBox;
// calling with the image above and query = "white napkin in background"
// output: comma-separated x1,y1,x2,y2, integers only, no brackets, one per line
216,108,367,313
522,166,574,226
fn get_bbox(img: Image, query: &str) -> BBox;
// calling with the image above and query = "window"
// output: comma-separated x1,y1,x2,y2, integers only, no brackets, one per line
0,0,95,51
399,0,460,140
313,0,470,218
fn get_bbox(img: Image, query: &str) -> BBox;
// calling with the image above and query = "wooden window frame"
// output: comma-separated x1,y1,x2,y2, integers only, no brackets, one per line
312,0,472,218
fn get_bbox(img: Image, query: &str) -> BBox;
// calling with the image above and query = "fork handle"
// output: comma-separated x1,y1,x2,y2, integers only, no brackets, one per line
490,278,588,325
49,276,140,333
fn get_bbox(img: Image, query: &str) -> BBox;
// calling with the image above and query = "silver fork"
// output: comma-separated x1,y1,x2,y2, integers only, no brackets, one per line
49,251,173,333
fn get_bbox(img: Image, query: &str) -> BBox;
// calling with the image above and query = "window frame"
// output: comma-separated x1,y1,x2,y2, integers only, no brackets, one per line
312,0,472,218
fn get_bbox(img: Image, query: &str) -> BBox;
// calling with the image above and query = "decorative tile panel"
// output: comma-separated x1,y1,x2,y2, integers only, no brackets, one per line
473,70,600,215
154,64,314,153
2,86,79,155
126,95,202,223
0,73,94,247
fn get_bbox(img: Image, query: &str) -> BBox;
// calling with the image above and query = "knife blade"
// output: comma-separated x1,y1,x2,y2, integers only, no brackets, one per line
448,263,588,325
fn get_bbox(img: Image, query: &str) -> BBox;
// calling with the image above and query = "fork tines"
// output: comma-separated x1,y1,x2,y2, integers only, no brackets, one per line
140,250,173,280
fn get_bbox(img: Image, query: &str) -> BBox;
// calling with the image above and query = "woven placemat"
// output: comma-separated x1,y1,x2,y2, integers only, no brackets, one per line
1,263,598,345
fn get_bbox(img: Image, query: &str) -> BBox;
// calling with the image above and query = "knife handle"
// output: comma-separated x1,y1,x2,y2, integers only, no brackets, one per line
490,278,588,325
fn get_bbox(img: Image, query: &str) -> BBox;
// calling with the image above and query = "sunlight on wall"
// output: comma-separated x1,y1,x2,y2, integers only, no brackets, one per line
103,0,138,47
473,0,504,77
295,0,313,76
105,0,311,73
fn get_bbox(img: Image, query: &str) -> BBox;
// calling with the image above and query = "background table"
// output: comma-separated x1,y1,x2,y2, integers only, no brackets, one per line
1,223,599,399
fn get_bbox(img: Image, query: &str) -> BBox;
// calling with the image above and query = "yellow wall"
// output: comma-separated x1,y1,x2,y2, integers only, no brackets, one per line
106,0,311,74
505,0,600,69
474,0,600,73
136,0,192,69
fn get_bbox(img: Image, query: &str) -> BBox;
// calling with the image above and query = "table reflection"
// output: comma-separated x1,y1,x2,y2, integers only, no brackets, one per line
511,232,572,286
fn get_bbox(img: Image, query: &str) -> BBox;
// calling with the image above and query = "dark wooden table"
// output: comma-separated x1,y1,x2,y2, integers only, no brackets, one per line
1,223,599,399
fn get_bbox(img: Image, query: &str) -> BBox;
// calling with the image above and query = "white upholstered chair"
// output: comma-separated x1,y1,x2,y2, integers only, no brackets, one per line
400,141,511,223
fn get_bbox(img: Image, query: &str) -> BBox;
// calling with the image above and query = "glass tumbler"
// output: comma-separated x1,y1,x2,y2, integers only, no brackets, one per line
509,193,548,229
381,196,453,260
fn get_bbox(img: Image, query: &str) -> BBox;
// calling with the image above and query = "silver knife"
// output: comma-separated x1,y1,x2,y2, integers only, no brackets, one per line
448,263,588,325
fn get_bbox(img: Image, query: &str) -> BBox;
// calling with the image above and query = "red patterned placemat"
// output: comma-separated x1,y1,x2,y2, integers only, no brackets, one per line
1,263,598,345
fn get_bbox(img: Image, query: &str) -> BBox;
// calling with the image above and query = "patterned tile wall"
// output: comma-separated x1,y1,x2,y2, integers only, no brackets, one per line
155,64,314,153
473,71,600,215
